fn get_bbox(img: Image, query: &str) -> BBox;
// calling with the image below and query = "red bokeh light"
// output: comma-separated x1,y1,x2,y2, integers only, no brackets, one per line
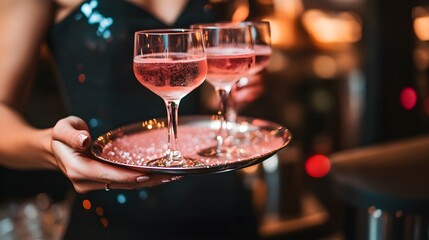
82,199,92,210
101,217,109,227
400,87,417,110
96,207,104,216
305,154,331,178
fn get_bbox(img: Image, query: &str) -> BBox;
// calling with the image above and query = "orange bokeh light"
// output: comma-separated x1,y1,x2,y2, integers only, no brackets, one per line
82,199,92,210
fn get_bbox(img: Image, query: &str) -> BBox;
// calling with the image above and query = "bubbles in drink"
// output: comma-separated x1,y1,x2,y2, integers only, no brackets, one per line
133,53,207,100
248,45,272,75
205,47,255,88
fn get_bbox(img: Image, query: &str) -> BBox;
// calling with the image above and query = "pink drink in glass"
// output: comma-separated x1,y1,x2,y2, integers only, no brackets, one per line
133,53,207,100
248,45,272,75
205,47,255,89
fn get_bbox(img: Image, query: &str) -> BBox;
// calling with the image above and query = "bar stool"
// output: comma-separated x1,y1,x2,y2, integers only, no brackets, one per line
329,135,429,240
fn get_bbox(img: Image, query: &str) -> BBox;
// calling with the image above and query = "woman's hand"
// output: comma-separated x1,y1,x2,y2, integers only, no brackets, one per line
51,116,180,193
231,74,265,110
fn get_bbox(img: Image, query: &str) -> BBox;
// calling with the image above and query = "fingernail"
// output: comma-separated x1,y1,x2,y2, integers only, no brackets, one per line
171,176,184,181
77,133,89,148
162,176,184,183
136,176,150,183
237,77,249,88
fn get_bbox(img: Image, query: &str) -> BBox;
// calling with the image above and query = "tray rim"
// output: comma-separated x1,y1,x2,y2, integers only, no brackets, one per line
90,115,292,175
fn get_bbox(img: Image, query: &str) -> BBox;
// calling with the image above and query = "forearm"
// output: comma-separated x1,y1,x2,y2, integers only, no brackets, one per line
0,104,58,170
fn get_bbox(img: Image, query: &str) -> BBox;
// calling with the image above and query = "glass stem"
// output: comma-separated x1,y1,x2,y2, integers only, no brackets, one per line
216,86,232,146
227,91,237,124
165,99,181,161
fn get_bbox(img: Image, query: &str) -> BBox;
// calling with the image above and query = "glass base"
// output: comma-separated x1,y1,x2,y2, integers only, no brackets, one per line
197,144,249,158
146,150,204,167
197,128,257,158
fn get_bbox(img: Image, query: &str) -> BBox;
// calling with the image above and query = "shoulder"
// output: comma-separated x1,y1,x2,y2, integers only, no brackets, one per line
0,0,53,16
0,0,55,41
52,0,86,23
0,0,55,110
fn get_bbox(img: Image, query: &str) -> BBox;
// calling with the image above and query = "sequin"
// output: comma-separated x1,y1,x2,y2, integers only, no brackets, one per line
80,0,113,39
89,118,99,128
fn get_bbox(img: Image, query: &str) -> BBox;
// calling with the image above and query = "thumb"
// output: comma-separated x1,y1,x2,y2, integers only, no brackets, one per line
52,116,92,151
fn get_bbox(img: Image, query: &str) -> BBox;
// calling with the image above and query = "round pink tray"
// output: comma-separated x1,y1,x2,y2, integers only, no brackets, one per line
91,115,292,175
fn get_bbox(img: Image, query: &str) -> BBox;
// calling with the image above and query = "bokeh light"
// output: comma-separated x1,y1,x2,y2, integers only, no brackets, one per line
82,199,92,210
116,194,127,204
96,207,104,216
313,55,337,79
414,15,429,41
302,9,362,46
242,164,259,174
305,154,331,178
100,217,109,227
232,3,249,22
400,87,417,110
262,154,279,173
78,73,86,83
139,190,149,200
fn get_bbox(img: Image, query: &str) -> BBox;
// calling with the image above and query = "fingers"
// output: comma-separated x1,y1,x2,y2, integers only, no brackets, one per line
69,174,183,193
52,140,183,193
131,174,183,188
236,74,263,89
234,84,264,104
52,116,91,151
51,116,185,194
90,165,182,189
232,75,265,108
52,140,143,182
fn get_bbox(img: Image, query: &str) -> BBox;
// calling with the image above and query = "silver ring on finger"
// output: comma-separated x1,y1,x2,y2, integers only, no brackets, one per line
104,183,110,192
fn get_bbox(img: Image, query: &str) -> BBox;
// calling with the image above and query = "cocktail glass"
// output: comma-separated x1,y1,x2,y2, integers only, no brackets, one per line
133,29,207,167
191,23,255,158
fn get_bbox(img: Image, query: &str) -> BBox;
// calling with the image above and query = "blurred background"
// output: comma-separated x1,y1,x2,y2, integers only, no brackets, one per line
1,0,429,239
